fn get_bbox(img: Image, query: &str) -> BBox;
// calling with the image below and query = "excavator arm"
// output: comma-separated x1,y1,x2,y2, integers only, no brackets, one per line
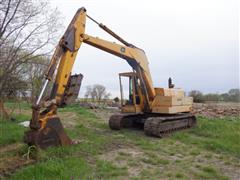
24,7,156,148
82,34,156,102
42,7,155,108
42,7,86,105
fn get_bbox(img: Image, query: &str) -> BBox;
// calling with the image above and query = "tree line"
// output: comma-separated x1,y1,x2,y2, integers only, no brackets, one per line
188,89,240,103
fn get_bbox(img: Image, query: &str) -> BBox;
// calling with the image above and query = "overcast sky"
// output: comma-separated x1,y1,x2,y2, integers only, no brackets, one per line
50,0,239,97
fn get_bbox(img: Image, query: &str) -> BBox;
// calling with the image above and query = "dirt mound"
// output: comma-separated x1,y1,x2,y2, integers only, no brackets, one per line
192,103,240,118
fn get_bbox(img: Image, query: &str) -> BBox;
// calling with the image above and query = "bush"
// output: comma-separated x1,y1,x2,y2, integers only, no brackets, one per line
188,90,204,103
188,89,240,103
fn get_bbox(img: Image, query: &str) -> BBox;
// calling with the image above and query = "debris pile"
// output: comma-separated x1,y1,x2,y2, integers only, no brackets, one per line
79,101,120,109
79,102,99,109
192,103,240,118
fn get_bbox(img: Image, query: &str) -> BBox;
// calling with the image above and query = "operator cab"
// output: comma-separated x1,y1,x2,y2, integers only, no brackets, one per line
119,72,142,113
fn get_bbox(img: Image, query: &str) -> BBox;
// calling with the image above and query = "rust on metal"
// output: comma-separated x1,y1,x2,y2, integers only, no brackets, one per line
24,117,72,149
29,105,41,130
60,73,83,106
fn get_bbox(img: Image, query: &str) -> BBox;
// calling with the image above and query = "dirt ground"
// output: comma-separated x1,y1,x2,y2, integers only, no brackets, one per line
1,102,239,179
98,139,240,179
89,108,240,180
0,143,35,177
192,102,240,118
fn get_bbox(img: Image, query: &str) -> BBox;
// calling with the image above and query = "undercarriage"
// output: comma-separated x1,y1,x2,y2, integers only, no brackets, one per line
109,113,196,137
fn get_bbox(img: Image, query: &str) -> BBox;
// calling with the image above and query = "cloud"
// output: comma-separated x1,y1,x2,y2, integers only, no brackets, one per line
50,0,239,96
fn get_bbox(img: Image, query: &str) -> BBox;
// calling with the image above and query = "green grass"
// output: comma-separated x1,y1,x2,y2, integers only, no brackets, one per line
194,165,228,180
172,116,240,157
4,101,31,110
0,104,239,179
11,157,93,180
96,160,128,178
7,106,128,179
0,114,30,146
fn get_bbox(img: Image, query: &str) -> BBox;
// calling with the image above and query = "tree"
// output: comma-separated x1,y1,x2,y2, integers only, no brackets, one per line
228,89,240,102
93,84,106,101
84,85,93,100
203,93,220,102
188,90,204,103
0,0,62,118
84,84,111,101
25,56,49,102
113,97,120,103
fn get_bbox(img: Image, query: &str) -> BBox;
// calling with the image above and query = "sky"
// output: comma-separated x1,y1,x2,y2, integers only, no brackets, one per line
50,0,239,98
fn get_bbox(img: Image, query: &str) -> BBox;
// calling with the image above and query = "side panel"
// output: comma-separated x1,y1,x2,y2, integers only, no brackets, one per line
152,96,193,106
152,88,193,114
154,88,185,97
152,106,192,114
122,105,142,113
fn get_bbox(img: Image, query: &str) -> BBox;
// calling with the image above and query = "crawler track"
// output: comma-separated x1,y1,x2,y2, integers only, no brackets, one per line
109,114,134,130
109,113,196,137
144,114,196,137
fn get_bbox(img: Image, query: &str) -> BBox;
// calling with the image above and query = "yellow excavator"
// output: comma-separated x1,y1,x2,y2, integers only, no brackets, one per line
24,7,196,149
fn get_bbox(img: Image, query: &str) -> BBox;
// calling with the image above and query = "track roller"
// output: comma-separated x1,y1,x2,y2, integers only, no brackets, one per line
144,114,196,137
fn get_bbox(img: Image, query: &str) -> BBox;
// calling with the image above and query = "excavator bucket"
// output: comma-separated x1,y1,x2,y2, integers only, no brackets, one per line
24,117,72,149
23,74,83,149
24,106,72,149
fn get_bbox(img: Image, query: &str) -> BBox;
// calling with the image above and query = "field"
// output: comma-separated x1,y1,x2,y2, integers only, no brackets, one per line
0,103,240,179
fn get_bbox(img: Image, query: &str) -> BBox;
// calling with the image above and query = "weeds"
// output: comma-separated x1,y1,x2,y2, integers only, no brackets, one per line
0,105,239,179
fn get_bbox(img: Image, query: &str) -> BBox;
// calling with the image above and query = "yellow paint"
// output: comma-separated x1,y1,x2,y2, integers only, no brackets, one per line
39,7,193,129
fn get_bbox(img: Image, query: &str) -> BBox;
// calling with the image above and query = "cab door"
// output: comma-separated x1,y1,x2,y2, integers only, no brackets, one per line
119,72,143,113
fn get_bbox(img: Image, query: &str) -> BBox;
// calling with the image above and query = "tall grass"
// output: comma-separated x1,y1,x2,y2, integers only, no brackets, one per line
172,116,240,157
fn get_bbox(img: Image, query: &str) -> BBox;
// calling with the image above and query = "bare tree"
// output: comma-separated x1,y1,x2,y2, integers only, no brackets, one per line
85,85,93,101
93,84,107,101
26,56,49,102
84,84,111,102
0,0,62,118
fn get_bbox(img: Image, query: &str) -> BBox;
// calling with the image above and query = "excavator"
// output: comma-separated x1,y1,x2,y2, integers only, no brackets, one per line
24,7,196,149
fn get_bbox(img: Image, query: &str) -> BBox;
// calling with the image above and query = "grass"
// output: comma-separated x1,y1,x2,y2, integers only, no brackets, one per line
194,165,228,180
172,116,240,157
11,157,92,180
4,101,31,110
0,114,30,146
0,104,239,179
96,160,128,178
5,105,128,179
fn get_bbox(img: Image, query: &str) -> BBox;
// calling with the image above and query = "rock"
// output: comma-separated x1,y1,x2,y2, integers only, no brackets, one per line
19,121,30,127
